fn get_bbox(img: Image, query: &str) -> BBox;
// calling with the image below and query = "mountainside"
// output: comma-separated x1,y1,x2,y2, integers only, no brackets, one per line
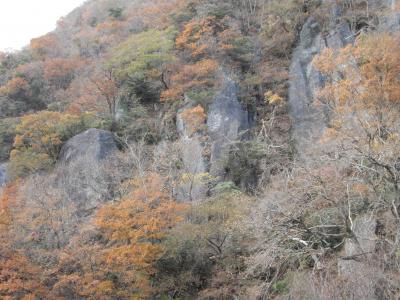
1,0,400,299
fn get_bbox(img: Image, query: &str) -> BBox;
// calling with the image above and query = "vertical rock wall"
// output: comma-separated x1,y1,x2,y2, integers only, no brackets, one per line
175,72,250,201
175,104,208,202
288,15,354,153
207,74,249,177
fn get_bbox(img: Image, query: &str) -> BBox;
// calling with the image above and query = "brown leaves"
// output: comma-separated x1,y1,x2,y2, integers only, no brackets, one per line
0,247,48,299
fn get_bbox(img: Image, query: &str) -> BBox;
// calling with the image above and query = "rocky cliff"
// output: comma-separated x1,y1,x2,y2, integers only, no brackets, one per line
288,10,354,153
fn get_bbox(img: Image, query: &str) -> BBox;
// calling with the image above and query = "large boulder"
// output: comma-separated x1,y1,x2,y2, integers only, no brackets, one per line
55,129,119,216
58,128,117,164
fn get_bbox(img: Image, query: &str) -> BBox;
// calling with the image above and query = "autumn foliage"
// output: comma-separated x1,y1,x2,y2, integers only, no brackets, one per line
30,33,60,59
9,111,90,177
161,59,218,101
180,105,206,135
93,173,187,297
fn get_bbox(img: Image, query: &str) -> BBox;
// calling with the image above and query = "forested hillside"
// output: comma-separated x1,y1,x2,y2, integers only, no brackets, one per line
1,0,400,299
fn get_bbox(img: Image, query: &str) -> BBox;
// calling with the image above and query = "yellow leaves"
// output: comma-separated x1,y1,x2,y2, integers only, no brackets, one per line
264,90,284,105
10,111,87,178
96,280,114,294
180,172,213,186
371,138,384,152
40,133,62,146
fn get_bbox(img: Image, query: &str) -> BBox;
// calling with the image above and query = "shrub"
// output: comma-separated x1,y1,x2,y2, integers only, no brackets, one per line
0,117,19,161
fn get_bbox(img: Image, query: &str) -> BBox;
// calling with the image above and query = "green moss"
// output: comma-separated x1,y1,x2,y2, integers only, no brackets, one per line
272,276,289,295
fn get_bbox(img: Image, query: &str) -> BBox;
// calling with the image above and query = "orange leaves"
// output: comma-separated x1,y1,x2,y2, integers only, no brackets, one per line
0,182,19,227
180,105,206,135
161,59,218,101
88,68,121,122
94,173,187,296
0,247,48,299
134,0,182,30
175,20,203,50
175,17,220,58
30,33,59,59
0,77,30,96
314,33,400,110
312,48,336,75
42,58,84,89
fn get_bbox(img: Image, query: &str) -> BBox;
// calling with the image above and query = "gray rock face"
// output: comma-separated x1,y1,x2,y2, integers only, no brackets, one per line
0,163,7,195
380,0,400,31
0,163,7,188
56,129,118,215
207,75,249,176
288,16,354,152
176,105,208,202
338,215,379,299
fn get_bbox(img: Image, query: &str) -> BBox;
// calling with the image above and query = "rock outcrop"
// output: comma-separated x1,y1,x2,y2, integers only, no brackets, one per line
175,103,208,202
55,128,118,215
175,73,249,200
0,163,7,188
288,14,354,153
0,163,7,195
338,215,379,299
380,0,400,31
207,74,249,176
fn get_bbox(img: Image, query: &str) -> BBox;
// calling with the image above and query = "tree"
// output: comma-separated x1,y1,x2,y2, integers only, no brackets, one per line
313,33,400,234
107,27,176,103
93,173,187,298
90,67,121,129
9,111,90,177
42,58,84,90
108,7,123,20
156,190,251,296
160,59,218,102
30,33,60,59
0,181,50,299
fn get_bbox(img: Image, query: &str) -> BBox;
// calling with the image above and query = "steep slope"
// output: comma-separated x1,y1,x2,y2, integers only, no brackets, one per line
1,0,400,299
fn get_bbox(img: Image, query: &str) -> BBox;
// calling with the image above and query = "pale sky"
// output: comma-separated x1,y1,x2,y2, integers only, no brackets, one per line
0,0,85,51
